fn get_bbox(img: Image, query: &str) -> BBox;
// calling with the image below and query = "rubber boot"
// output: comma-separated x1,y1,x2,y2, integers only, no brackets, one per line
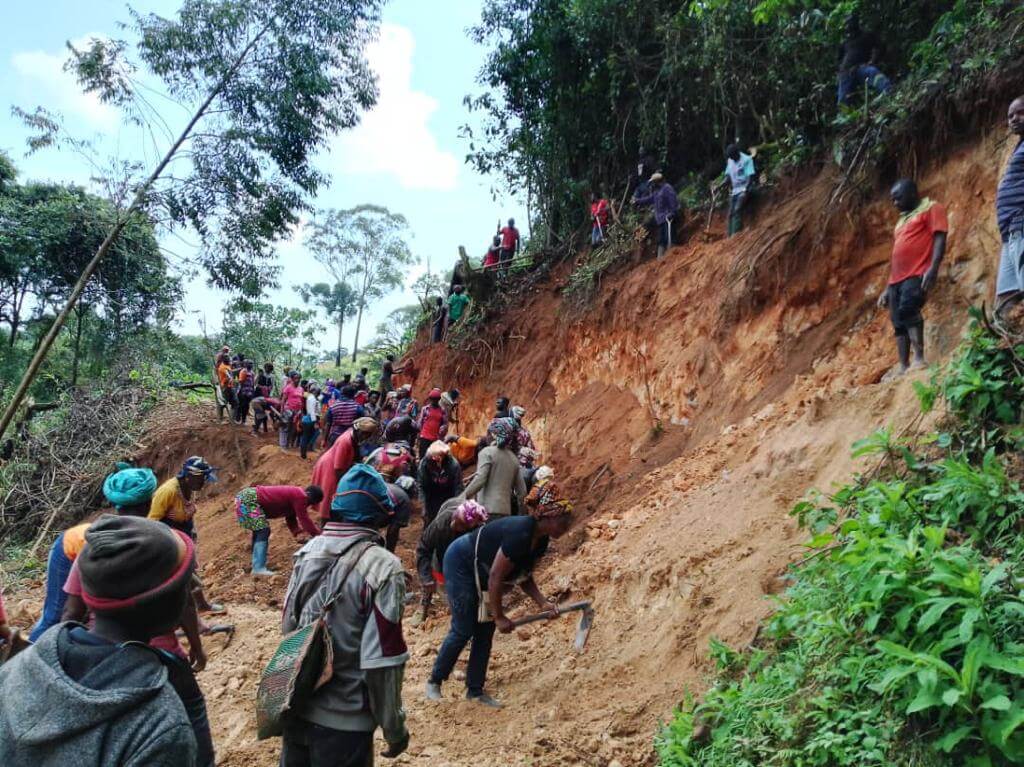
656,245,666,260
251,539,275,577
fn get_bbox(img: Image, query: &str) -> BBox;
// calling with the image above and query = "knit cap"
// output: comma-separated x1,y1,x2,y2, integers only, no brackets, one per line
79,515,195,615
330,464,395,526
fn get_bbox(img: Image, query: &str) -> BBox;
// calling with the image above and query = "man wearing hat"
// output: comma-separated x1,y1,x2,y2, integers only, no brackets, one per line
633,171,680,260
0,516,201,765
30,464,159,642
281,464,410,764
416,388,448,459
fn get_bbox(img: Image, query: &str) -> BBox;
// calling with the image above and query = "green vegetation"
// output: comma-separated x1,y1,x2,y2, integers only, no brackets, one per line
657,313,1024,766
467,0,1021,247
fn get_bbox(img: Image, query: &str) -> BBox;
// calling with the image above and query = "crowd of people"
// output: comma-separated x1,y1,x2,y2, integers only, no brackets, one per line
0,355,569,766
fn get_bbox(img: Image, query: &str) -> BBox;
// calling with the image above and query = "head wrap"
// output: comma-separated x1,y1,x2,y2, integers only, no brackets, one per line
79,515,195,617
400,384,412,394
510,405,526,421
454,499,489,527
525,480,573,519
330,464,395,526
103,467,158,510
352,417,379,436
487,417,520,451
177,456,217,483
426,440,450,461
518,446,539,465
394,474,418,499
534,465,555,484
440,392,454,408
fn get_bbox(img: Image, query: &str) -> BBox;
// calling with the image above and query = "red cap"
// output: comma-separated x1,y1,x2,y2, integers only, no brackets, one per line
428,388,442,399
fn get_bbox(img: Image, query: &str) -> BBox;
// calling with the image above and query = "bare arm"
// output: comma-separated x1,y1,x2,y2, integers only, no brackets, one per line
519,575,556,613
488,550,516,632
922,232,947,292
61,593,88,623
179,595,207,672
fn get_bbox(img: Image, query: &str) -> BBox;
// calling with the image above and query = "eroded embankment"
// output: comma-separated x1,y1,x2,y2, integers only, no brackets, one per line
3,128,1015,767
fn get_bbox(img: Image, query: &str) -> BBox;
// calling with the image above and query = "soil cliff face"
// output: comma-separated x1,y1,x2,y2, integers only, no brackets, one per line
5,128,1013,767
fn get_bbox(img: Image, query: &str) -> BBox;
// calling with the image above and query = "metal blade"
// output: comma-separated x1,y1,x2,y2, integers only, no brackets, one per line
574,607,595,652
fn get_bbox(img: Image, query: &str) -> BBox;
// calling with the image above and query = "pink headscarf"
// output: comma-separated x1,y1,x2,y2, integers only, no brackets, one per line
454,499,489,526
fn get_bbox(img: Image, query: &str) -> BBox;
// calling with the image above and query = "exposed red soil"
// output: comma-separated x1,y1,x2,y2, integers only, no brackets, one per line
4,125,1016,766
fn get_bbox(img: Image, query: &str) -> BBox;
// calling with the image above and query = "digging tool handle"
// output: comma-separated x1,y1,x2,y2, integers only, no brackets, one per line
511,600,591,627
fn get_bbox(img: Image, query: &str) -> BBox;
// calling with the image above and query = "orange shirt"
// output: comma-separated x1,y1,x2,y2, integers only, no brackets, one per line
890,199,948,285
62,523,91,560
449,436,479,467
217,362,233,388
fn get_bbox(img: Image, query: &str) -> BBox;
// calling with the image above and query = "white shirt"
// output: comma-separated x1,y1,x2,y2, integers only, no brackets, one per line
305,393,319,420
726,153,756,196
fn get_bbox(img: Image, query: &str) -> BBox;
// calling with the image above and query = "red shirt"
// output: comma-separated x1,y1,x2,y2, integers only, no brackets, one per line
889,199,948,285
500,226,519,250
311,431,358,520
255,485,320,537
591,199,609,227
418,404,448,441
483,248,499,268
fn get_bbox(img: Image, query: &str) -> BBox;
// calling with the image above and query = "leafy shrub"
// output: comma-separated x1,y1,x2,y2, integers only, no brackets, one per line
657,312,1024,766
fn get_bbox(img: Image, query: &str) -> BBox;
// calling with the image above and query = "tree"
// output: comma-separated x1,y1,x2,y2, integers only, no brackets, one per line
296,281,358,367
1,0,384,440
221,301,324,372
368,304,424,358
410,268,448,312
306,205,415,362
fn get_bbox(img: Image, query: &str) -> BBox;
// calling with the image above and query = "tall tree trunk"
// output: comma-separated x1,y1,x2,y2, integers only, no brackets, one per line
351,302,364,363
335,313,345,367
71,305,84,388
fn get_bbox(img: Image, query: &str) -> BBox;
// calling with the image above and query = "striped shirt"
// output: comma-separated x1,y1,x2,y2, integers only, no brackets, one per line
327,398,360,439
997,140,1024,241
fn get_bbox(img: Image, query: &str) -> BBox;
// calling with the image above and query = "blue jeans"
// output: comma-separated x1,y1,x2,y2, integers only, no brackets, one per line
429,535,497,696
591,224,604,245
838,64,891,104
30,533,73,642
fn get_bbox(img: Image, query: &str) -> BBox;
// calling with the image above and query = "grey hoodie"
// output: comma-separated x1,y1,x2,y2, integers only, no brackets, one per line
0,624,197,766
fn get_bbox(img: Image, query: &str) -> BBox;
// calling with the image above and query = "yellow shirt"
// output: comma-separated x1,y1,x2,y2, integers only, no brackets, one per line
148,477,193,525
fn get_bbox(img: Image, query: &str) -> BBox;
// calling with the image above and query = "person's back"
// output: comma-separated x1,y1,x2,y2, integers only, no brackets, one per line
0,625,196,767
500,225,518,251
466,444,523,518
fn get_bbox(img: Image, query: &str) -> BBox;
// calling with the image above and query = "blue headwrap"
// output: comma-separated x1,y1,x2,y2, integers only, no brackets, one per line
103,467,158,510
330,464,395,525
177,455,218,483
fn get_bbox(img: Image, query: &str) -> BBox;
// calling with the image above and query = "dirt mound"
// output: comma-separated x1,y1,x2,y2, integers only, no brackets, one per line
3,125,1014,766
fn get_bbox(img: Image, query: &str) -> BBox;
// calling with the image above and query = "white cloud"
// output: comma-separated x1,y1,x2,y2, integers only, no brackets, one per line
330,24,459,191
11,37,119,131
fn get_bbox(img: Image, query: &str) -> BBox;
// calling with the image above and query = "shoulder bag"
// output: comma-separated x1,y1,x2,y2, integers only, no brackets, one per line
256,542,374,740
474,530,493,623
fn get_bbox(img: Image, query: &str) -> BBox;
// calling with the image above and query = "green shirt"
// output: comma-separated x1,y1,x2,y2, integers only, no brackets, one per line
447,293,470,321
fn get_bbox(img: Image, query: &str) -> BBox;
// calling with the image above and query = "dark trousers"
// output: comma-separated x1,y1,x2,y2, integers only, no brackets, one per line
728,192,748,237
163,653,215,767
279,719,372,767
417,437,433,461
429,536,497,696
236,393,253,423
299,418,317,458
887,276,925,337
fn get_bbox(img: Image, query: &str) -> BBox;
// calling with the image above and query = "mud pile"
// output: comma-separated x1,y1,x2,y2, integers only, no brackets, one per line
4,128,1013,766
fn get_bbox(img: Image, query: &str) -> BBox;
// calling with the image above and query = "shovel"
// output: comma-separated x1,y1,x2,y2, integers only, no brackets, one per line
511,600,594,652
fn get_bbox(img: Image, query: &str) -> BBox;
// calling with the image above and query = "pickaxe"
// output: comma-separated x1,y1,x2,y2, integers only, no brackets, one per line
511,600,594,652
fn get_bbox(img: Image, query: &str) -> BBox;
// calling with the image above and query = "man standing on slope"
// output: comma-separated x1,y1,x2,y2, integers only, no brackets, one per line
877,179,948,375
713,144,757,237
634,172,680,260
994,95,1024,322
499,218,520,276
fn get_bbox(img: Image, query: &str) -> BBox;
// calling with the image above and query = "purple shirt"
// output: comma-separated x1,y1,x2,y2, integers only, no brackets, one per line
635,183,679,224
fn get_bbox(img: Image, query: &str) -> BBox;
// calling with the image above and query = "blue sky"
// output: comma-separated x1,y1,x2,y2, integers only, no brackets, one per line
0,0,525,352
